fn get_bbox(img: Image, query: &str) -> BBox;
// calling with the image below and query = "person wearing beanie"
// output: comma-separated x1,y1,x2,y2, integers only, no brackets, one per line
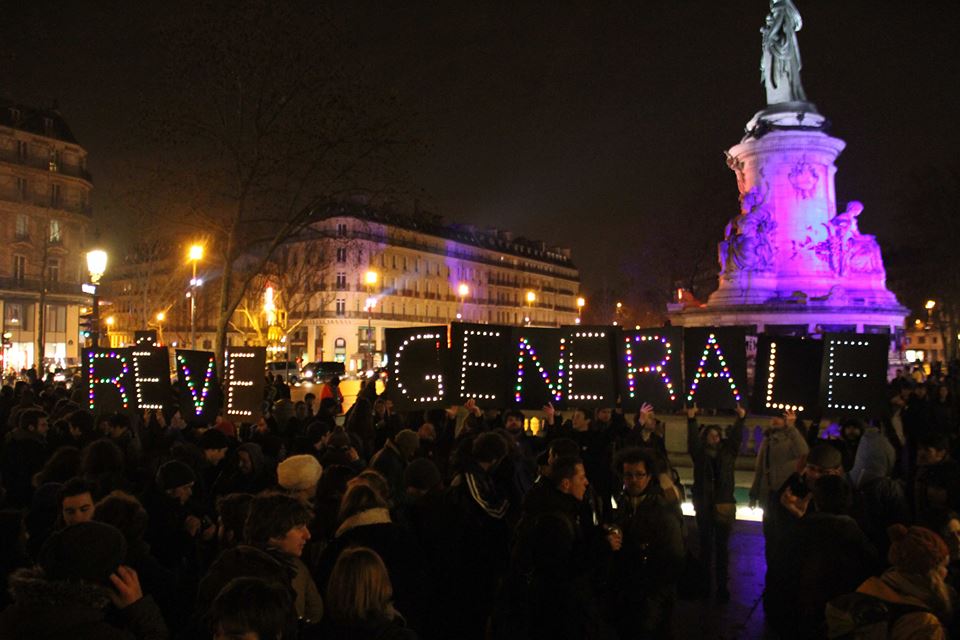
145,460,210,570
836,524,956,639
278,454,323,501
197,428,230,508
369,429,419,501
0,521,168,639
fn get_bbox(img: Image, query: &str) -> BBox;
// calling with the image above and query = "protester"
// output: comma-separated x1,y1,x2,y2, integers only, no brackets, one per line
320,546,419,639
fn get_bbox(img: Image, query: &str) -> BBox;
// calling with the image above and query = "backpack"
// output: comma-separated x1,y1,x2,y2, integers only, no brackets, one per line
825,591,928,639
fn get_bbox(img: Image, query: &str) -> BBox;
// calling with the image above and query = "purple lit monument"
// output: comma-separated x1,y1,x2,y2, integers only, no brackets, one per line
671,0,907,337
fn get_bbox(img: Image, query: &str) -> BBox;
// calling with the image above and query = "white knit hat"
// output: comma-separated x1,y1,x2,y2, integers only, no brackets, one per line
277,455,323,491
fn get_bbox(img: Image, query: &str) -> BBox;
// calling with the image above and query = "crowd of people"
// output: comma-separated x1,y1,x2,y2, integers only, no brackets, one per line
0,366,957,639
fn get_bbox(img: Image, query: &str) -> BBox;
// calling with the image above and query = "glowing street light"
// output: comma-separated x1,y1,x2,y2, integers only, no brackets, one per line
577,296,585,321
364,271,379,370
187,244,204,348
925,299,936,326
85,249,108,346
457,282,470,320
526,291,536,304
86,250,107,284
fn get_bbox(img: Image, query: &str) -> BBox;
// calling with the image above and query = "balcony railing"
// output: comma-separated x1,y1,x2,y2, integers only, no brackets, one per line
0,277,84,296
0,148,93,182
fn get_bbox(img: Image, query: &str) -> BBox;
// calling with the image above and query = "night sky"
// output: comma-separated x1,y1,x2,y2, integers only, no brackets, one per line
2,1,959,317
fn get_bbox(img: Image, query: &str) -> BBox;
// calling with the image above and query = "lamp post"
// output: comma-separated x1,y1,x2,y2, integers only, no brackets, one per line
86,249,107,347
576,296,585,324
925,299,936,327
105,316,115,347
188,244,203,348
364,270,378,370
155,311,165,346
457,282,469,320
525,290,536,326
615,301,623,326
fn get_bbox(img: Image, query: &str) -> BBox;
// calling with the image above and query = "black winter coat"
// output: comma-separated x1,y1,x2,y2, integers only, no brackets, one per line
0,568,167,640
687,417,743,505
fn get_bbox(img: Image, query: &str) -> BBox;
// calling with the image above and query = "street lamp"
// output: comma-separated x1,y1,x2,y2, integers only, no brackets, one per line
458,282,469,320
526,290,536,325
188,244,204,348
86,249,108,347
925,299,936,327
364,270,378,370
577,296,585,322
156,311,165,346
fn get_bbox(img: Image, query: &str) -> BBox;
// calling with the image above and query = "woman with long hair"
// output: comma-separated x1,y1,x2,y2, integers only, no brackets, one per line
322,546,417,639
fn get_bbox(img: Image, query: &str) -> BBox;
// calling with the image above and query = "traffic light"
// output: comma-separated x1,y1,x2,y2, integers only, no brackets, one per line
80,309,99,346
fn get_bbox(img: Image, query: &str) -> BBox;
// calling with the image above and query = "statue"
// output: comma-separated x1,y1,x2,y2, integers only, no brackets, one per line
816,201,884,276
760,0,807,105
720,187,777,274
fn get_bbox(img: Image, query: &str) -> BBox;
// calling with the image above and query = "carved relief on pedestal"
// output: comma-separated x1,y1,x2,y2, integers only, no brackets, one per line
811,201,885,277
788,157,818,199
719,186,778,276
726,152,747,195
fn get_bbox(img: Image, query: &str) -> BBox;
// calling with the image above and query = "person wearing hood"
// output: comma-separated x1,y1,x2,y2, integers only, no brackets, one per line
687,403,745,602
212,442,272,497
828,524,956,639
0,521,168,639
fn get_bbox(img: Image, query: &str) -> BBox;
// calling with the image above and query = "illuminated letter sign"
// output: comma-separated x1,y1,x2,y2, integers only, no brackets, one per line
619,327,683,410
513,328,565,409
818,334,888,415
85,348,131,413
176,350,219,420
752,335,822,416
451,323,510,402
131,347,171,411
386,326,448,409
683,328,746,409
565,328,617,405
225,347,266,418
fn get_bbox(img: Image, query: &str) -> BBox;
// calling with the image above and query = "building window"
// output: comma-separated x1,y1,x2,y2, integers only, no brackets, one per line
48,219,61,244
16,140,26,161
15,214,28,240
13,255,26,282
336,222,347,237
43,117,54,135
334,337,347,363
336,247,347,263
45,305,66,332
16,177,27,201
46,258,60,282
9,108,20,122
335,298,346,316
918,336,927,345
49,149,59,172
335,272,347,289
4,303,24,329
49,183,61,207
392,255,397,269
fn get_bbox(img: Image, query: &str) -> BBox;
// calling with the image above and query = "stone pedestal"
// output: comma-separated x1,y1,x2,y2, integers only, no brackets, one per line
671,106,907,336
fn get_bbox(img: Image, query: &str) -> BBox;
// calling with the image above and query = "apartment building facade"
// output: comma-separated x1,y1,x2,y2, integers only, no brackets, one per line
0,103,93,371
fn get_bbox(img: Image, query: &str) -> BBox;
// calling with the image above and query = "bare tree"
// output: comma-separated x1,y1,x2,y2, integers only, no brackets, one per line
136,0,406,367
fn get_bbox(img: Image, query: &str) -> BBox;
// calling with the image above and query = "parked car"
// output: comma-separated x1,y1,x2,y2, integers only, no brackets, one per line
300,361,345,383
266,360,300,383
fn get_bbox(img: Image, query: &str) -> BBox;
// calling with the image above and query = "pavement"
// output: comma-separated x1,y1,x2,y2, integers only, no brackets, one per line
675,517,771,640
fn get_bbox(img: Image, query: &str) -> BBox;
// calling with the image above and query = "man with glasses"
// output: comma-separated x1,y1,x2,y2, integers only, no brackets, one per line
607,447,684,640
